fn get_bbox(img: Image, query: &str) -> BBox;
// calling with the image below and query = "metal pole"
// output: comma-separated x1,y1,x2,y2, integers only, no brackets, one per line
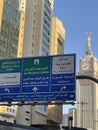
68,117,73,130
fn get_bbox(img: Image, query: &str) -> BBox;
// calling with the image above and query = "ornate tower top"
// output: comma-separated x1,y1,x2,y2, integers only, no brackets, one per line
85,32,93,56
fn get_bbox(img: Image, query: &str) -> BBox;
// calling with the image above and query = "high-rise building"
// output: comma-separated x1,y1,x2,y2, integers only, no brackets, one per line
0,0,54,125
0,0,20,58
16,0,54,126
50,17,65,55
77,33,98,130
47,17,65,124
22,0,54,57
17,0,26,57
0,0,65,126
0,0,25,122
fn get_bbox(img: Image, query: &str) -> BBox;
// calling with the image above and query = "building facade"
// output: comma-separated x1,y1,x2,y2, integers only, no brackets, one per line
50,17,65,55
0,0,66,126
16,0,54,126
0,0,20,58
47,17,65,124
0,0,25,122
77,33,98,130
22,0,53,57
0,0,54,125
0,105,17,123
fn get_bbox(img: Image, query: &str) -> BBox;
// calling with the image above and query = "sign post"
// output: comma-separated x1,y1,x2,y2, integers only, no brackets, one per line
0,54,76,102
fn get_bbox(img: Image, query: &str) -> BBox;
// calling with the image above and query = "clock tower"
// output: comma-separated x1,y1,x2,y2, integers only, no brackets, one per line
80,33,98,75
77,33,98,130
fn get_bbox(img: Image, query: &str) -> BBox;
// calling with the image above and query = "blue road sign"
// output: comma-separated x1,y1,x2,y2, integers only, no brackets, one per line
0,54,76,102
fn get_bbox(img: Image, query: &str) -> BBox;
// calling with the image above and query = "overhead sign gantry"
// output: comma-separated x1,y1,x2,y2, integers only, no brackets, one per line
0,54,76,102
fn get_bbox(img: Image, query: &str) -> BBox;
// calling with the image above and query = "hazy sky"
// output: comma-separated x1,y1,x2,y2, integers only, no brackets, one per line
53,0,98,113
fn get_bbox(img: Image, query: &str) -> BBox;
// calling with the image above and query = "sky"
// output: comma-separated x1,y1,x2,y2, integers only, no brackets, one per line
53,0,98,114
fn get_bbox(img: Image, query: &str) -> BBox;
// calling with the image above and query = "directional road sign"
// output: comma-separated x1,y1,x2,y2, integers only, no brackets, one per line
0,54,76,102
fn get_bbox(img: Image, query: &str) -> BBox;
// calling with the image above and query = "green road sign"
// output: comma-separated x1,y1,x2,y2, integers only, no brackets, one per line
23,57,50,75
0,59,21,73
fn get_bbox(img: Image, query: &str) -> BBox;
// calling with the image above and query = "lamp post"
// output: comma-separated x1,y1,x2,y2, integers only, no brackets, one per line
68,116,73,130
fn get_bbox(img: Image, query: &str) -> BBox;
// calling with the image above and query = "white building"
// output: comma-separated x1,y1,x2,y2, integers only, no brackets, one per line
77,33,98,130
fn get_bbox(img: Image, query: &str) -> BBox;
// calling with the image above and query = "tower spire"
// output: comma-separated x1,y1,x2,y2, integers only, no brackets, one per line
85,32,93,56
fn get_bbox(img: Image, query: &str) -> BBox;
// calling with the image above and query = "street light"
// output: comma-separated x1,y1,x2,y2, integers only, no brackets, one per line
68,116,73,130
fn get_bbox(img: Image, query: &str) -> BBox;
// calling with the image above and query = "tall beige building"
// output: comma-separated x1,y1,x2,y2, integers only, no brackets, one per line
22,0,54,57
17,0,26,57
0,0,54,125
50,17,65,55
47,17,65,124
0,0,25,123
16,0,54,126
77,33,98,130
0,0,66,126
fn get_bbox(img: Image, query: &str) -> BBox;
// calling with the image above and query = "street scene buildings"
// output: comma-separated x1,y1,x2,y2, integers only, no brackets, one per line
0,0,97,130
0,0,65,127
62,34,98,130
77,33,98,130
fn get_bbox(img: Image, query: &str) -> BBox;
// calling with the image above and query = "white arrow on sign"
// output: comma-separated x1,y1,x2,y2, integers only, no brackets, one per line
5,88,10,93
70,94,74,98
61,86,66,91
32,87,39,92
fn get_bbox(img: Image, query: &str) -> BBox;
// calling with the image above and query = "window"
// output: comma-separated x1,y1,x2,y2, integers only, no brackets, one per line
43,31,49,42
34,12,36,16
44,10,50,21
7,108,9,111
25,111,30,114
42,39,49,49
25,118,29,121
45,0,51,7
33,27,35,31
13,109,15,113
44,3,51,15
42,46,49,55
43,25,50,34
33,19,35,24
32,34,35,39
43,17,50,28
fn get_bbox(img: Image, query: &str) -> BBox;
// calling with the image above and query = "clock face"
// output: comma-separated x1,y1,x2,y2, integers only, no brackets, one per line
82,62,89,70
